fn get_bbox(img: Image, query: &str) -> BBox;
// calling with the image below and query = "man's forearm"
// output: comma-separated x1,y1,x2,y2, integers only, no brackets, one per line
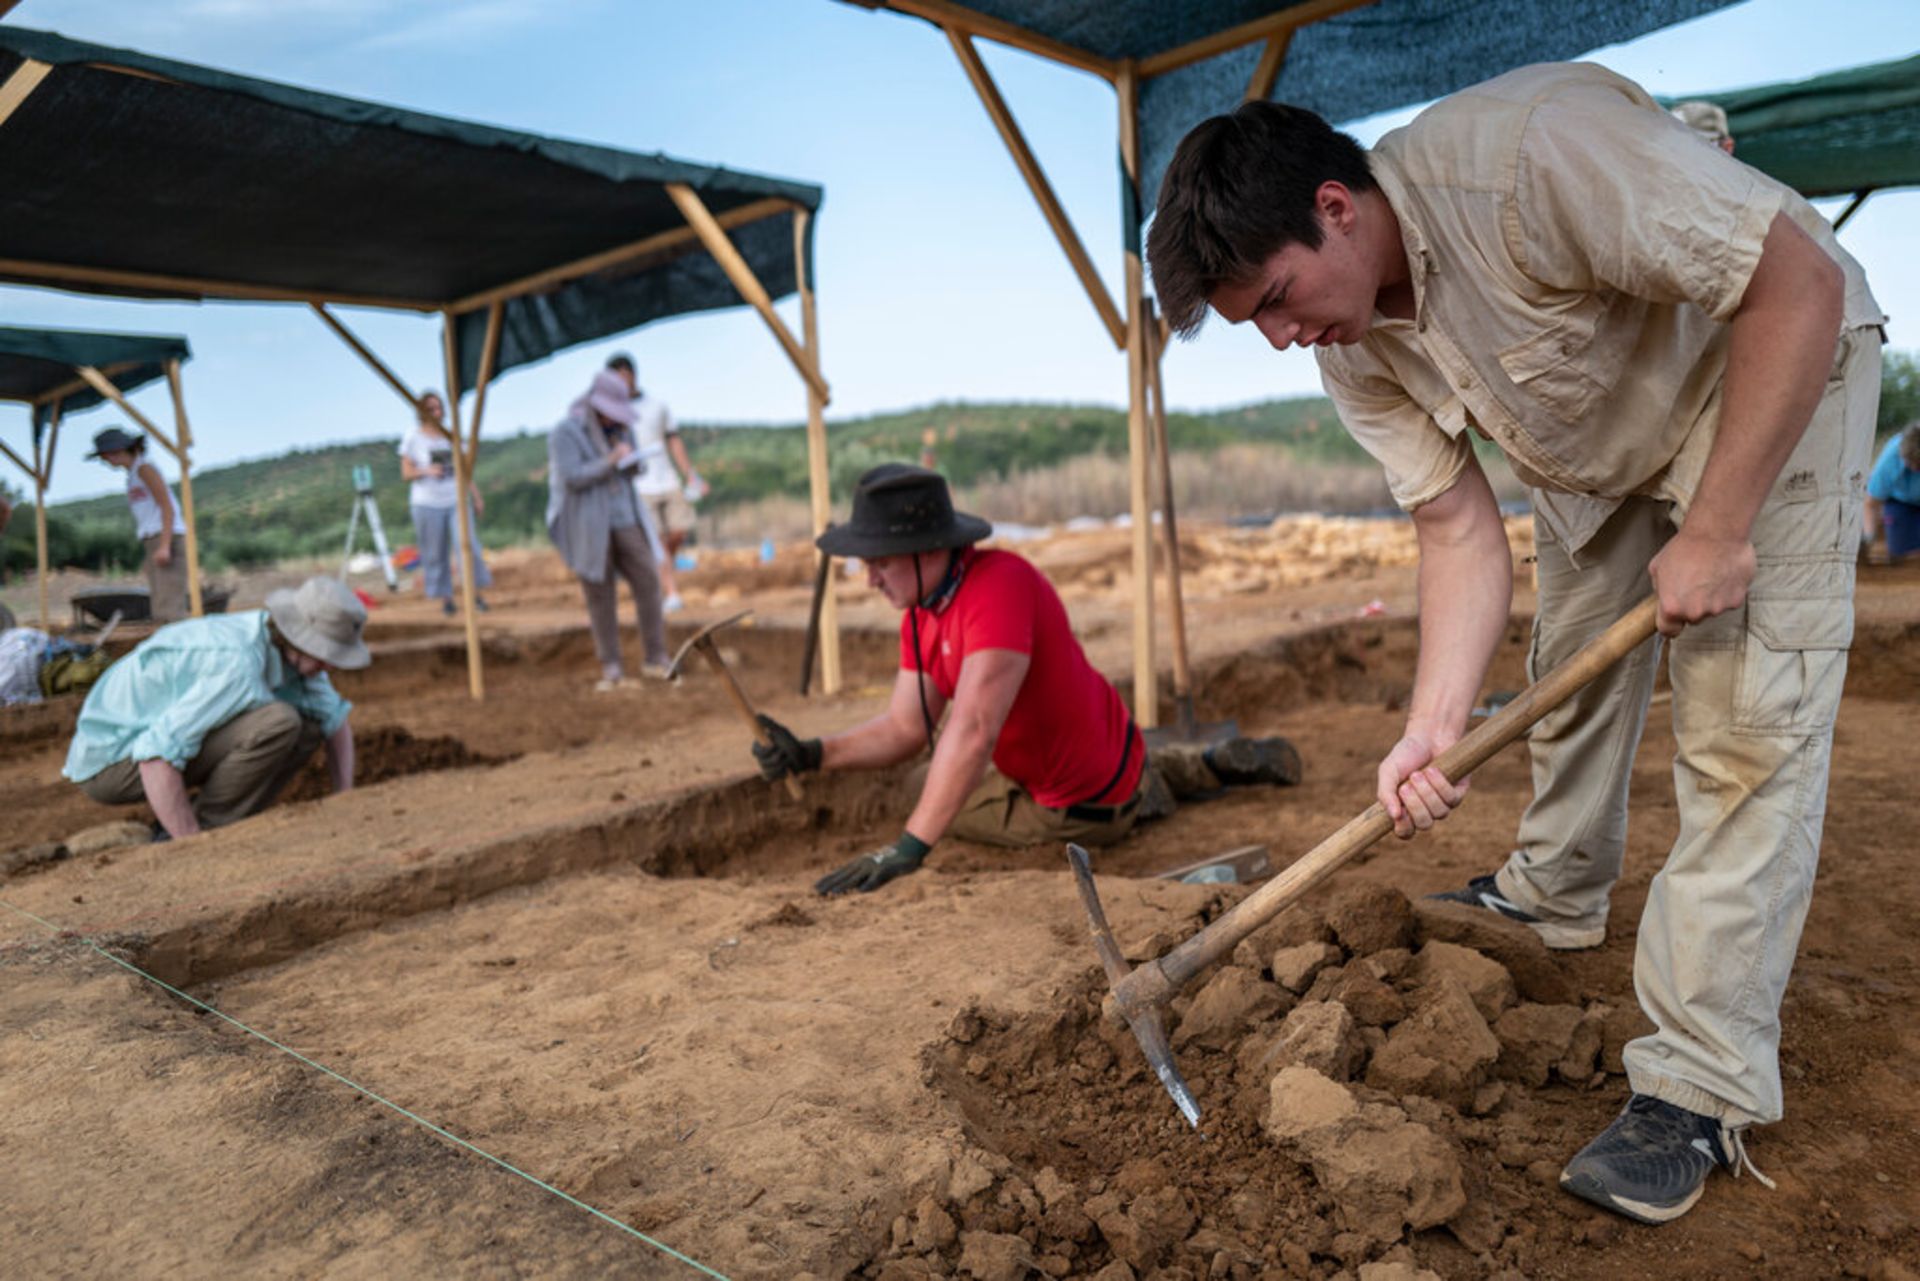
1405,469,1512,744
902,719,996,845
820,713,925,772
668,435,694,482
138,758,201,837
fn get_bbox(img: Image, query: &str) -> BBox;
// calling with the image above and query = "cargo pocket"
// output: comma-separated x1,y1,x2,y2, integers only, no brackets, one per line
1731,592,1851,736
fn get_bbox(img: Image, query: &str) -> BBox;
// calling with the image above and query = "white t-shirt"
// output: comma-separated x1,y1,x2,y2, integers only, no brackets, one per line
631,393,681,497
126,463,186,538
398,427,459,508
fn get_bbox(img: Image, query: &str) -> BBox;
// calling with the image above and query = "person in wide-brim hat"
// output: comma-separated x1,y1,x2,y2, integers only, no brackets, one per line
62,575,370,841
751,461,1302,900
89,425,192,624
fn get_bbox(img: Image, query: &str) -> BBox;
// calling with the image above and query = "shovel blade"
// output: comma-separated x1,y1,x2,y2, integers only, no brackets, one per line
1066,843,1203,1127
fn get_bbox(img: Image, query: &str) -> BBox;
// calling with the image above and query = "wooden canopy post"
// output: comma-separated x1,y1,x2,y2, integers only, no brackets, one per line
0,428,46,628
441,313,484,700
1118,59,1157,727
30,404,56,629
795,208,841,695
162,359,204,616
664,183,831,406
1143,302,1194,711
463,302,504,472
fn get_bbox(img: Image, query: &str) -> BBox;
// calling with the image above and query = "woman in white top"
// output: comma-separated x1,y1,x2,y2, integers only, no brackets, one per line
397,390,492,615
88,427,189,622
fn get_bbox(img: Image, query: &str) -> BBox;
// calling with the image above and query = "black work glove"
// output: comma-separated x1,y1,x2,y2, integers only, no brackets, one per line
815,832,932,896
753,714,822,782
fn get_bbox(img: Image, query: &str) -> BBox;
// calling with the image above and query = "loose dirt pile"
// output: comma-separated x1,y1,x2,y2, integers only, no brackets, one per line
861,884,1655,1280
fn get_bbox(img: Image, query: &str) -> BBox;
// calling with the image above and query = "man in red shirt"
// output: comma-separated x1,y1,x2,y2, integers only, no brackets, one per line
755,463,1301,894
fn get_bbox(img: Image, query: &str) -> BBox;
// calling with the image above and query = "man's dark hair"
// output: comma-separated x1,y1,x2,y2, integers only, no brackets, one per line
606,353,636,375
1147,101,1375,338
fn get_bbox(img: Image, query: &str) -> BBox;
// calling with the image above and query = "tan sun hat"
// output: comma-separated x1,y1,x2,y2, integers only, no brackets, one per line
265,576,371,670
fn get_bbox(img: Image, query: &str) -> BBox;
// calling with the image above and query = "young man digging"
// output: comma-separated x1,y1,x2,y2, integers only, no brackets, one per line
751,463,1303,895
1147,63,1882,1225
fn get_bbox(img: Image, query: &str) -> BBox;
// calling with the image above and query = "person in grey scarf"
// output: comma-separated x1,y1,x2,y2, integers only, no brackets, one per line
546,368,671,690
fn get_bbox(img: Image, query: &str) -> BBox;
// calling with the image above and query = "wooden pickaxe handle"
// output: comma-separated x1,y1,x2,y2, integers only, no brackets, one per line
1113,594,1660,1016
698,636,806,801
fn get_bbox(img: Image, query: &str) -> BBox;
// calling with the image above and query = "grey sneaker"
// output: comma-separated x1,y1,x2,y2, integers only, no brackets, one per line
1426,874,1604,950
1203,736,1303,787
1561,1094,1772,1224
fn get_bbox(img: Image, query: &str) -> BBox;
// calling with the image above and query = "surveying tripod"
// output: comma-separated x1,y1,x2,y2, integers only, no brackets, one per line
341,464,399,590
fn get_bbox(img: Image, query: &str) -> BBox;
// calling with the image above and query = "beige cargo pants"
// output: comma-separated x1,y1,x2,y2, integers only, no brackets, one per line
942,743,1226,849
1494,324,1879,1126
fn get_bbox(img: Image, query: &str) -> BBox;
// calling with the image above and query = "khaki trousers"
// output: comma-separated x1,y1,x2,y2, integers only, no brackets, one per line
142,532,189,623
80,701,327,830
942,744,1226,849
1495,325,1879,1125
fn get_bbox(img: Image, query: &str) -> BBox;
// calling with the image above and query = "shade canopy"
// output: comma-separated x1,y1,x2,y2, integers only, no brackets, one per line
0,325,189,435
1669,53,1920,200
841,0,1738,234
0,25,824,390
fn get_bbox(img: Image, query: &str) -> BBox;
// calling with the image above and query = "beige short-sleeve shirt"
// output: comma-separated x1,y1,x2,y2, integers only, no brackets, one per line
1318,62,1882,551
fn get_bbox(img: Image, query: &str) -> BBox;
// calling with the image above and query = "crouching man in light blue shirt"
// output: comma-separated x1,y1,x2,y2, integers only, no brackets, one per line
63,576,371,840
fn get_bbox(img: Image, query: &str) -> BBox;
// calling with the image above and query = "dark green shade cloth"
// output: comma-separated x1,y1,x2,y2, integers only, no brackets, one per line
0,26,824,390
1666,53,1920,200
0,326,190,439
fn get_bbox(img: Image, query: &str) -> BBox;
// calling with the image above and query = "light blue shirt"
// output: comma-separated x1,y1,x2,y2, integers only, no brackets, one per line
62,610,352,782
1867,435,1920,506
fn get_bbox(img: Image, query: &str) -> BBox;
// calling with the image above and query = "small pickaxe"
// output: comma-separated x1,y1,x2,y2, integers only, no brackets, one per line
1071,595,1660,1126
667,610,805,801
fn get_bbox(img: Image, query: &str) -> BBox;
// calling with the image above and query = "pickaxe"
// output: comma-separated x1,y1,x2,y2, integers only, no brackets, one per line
667,610,805,801
1071,595,1659,1126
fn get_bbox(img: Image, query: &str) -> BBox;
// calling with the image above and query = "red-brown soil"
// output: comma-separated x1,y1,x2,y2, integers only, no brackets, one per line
3,528,1918,1280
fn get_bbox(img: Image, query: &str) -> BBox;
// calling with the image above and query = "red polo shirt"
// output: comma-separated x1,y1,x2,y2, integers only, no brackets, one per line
899,548,1143,810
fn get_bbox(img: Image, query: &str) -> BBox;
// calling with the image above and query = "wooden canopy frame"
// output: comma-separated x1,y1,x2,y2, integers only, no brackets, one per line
0,355,204,633
863,0,1376,725
0,50,838,700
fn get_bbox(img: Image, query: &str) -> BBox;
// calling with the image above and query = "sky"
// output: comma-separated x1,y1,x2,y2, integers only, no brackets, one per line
6,0,1917,503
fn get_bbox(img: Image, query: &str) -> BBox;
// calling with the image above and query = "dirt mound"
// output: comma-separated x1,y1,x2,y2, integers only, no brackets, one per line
281,726,517,803
882,886,1708,1278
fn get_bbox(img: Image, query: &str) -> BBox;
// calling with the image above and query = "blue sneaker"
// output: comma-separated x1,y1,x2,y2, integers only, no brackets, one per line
1426,874,1604,950
1560,1095,1772,1224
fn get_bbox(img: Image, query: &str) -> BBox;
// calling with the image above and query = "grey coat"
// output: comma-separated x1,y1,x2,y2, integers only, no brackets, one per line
546,408,641,583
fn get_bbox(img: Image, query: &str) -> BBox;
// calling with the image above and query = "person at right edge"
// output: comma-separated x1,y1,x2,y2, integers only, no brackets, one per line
1146,64,1882,1227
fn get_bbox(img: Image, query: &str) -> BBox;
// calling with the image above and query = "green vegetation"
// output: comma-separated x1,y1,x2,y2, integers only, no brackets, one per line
8,395,1359,574
1879,348,1920,437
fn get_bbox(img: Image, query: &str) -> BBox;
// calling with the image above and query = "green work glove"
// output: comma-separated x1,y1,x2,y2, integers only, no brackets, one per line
753,713,822,782
815,833,932,896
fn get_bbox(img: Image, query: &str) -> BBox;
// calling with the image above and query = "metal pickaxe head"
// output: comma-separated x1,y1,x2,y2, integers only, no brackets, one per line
665,609,753,681
1066,843,1201,1128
